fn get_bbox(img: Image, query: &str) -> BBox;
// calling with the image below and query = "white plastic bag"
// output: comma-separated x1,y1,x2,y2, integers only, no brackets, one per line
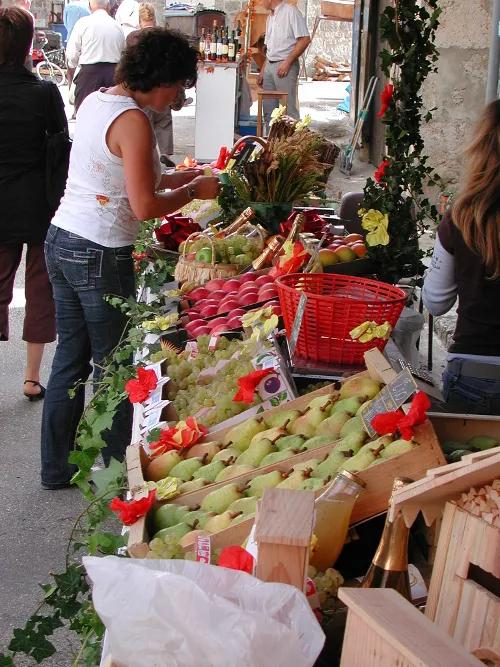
84,556,325,667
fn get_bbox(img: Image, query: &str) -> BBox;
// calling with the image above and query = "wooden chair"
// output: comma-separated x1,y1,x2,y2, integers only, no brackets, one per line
256,90,288,137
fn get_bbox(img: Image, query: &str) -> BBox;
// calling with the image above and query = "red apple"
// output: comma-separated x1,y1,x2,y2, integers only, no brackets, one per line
334,246,357,262
227,316,243,329
204,278,225,290
270,302,282,316
239,292,259,306
200,304,219,317
189,287,210,301
185,319,207,332
255,275,274,287
238,281,259,292
228,308,246,318
345,233,363,244
209,317,229,329
258,285,278,296
192,326,211,337
238,273,256,283
209,290,227,300
218,300,239,313
222,279,241,293
210,324,230,335
182,308,200,318
352,242,367,258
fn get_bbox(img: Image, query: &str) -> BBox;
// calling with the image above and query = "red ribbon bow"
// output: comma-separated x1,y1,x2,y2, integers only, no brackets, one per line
109,489,156,526
269,241,311,279
232,368,275,403
374,159,390,184
218,546,255,574
125,368,158,404
155,215,202,251
377,83,394,118
149,416,208,458
371,390,431,440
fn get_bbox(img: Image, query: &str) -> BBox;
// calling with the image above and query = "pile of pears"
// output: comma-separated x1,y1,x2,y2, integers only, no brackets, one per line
146,375,420,552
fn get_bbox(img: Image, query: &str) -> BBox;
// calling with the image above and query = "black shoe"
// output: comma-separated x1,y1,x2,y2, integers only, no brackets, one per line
41,481,73,490
160,155,176,168
24,380,46,401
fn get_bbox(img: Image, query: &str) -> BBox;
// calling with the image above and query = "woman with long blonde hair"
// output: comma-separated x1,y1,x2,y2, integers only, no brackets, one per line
423,100,500,414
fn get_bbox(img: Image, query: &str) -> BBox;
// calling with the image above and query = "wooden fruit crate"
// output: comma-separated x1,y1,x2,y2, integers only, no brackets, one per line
320,0,354,20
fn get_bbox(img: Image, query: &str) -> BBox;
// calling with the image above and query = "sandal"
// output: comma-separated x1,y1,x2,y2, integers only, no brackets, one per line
24,380,46,401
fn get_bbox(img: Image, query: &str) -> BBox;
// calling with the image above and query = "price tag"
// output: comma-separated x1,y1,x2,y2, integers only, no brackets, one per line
360,367,418,437
185,341,198,359
208,334,219,351
195,535,211,564
288,291,307,356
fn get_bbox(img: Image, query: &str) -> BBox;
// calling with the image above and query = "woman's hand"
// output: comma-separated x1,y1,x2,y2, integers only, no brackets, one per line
191,176,222,200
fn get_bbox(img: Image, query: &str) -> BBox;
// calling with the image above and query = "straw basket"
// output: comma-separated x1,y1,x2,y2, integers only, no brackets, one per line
174,232,239,283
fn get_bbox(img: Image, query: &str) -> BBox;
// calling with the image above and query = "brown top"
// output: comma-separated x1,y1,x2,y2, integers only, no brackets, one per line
438,210,500,356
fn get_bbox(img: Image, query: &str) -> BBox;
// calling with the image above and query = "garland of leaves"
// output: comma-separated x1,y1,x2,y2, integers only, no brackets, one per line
0,220,174,666
361,0,444,284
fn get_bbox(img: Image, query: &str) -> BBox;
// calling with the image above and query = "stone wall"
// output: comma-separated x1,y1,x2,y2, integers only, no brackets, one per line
421,0,492,188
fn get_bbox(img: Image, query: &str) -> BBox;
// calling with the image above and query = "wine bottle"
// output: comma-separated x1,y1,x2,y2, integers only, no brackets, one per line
360,477,413,601
205,29,211,61
228,30,236,62
236,19,242,53
216,29,223,61
199,28,206,57
222,29,229,62
210,28,217,62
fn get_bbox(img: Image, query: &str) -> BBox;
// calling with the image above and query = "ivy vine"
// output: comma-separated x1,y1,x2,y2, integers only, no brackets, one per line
0,220,174,666
362,0,445,284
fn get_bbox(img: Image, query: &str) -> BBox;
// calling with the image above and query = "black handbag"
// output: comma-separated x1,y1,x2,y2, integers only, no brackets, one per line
42,80,72,214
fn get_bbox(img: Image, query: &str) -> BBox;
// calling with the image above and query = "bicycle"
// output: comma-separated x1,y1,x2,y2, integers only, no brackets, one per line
35,35,66,87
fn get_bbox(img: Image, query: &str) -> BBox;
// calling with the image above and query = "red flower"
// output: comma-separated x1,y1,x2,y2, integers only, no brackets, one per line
374,159,390,183
149,417,208,458
377,83,394,118
232,368,275,403
110,489,156,526
125,367,158,404
371,390,431,440
218,546,254,574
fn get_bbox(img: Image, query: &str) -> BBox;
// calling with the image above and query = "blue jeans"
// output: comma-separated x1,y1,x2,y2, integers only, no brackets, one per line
41,226,135,487
442,364,500,415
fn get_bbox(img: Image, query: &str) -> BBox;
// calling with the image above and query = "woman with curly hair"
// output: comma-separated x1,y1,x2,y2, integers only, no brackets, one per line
423,100,500,415
41,29,220,489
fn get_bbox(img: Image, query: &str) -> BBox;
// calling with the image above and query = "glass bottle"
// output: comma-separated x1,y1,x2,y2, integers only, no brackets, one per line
236,19,242,53
199,28,206,58
250,235,284,270
360,477,413,601
310,470,366,572
205,28,212,61
285,213,306,244
210,28,217,62
228,30,236,62
213,207,255,238
222,29,229,62
216,29,223,62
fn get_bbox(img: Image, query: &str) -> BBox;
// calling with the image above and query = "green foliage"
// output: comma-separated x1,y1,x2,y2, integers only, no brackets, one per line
1,233,171,665
363,0,445,284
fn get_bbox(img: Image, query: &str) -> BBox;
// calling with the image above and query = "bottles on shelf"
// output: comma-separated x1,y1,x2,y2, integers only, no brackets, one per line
310,471,366,573
228,30,236,62
360,477,413,601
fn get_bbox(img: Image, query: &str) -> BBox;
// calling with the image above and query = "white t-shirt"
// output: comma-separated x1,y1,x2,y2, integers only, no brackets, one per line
66,9,125,68
52,90,161,248
264,1,309,62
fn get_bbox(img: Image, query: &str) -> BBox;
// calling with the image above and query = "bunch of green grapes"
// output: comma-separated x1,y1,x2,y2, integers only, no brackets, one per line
146,536,185,560
308,565,344,606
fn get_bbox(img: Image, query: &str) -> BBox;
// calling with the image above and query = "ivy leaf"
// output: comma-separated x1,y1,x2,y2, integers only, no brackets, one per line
0,655,15,666
90,458,125,497
29,636,56,663
8,628,33,654
53,566,86,597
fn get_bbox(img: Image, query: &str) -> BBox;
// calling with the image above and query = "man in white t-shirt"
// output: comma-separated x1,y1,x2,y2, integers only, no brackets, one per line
66,0,125,112
258,0,310,132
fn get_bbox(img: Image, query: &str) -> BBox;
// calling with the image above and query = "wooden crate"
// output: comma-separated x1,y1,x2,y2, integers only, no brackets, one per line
320,0,354,20
426,501,500,651
429,413,500,444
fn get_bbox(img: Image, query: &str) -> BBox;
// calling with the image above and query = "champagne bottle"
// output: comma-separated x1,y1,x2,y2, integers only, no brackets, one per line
360,477,413,601
199,28,206,57
228,30,236,62
285,213,306,244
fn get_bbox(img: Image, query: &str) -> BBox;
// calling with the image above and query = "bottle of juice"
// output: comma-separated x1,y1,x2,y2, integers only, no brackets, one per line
311,470,365,572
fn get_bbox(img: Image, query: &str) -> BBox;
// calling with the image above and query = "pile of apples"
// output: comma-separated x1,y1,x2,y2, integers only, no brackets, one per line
180,274,282,338
319,233,367,267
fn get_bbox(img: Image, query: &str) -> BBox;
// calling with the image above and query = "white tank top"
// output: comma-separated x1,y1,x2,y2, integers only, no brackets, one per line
52,89,161,248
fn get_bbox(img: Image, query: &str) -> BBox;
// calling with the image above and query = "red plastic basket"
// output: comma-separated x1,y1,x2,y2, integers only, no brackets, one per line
276,273,407,365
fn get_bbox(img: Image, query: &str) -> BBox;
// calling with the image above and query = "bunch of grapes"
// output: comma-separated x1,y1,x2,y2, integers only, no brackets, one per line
308,565,344,607
146,536,185,560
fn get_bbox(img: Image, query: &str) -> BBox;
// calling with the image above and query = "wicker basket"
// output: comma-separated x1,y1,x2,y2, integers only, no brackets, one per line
174,231,239,283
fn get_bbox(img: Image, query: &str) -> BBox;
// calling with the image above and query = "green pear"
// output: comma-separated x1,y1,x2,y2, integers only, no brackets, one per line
201,483,244,513
193,460,227,483
277,470,309,490
177,478,210,495
259,449,297,467
183,510,216,529
299,478,327,491
264,409,301,430
245,470,284,498
227,496,258,515
231,512,254,525
223,417,266,452
306,393,337,413
336,431,368,454
380,438,418,460
169,458,204,482
146,450,182,482
339,415,365,438
315,411,354,438
204,510,241,533
250,425,288,445
154,504,189,531
467,435,499,451
276,434,306,451
331,396,364,415
290,405,331,438
184,441,222,462
311,450,354,479
357,435,393,456
302,435,339,451
340,376,380,400
213,447,240,463
341,440,385,472
292,458,321,472
237,438,276,467
214,463,256,483
153,522,191,543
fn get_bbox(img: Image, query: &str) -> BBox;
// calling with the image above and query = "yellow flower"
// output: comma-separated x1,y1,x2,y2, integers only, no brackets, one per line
269,105,286,126
295,114,312,131
361,209,390,246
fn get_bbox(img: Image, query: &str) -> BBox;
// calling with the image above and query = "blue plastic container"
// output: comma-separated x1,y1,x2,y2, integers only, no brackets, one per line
239,114,257,137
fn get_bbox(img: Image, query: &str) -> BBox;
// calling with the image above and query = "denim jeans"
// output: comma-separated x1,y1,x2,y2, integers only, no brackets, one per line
442,363,500,416
41,225,135,487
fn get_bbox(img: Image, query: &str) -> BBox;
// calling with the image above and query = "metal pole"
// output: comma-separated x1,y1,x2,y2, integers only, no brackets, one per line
486,0,500,103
